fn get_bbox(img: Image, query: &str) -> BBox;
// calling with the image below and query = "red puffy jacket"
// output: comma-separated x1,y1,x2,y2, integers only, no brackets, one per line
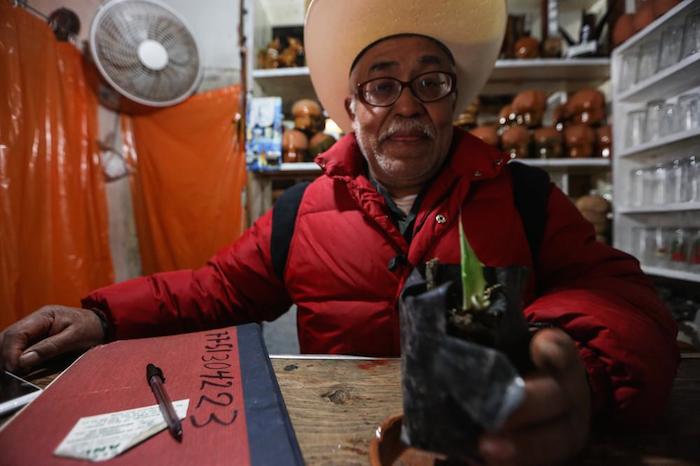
83,129,678,426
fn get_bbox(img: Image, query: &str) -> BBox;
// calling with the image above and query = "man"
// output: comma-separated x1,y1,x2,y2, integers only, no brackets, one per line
0,1,678,464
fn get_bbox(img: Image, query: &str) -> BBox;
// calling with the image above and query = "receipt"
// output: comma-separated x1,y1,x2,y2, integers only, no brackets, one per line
54,399,189,462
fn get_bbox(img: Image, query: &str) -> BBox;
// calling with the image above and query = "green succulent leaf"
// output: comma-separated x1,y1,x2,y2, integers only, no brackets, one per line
459,217,487,311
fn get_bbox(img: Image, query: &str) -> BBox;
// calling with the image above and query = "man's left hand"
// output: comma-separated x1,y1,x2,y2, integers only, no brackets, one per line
478,329,591,466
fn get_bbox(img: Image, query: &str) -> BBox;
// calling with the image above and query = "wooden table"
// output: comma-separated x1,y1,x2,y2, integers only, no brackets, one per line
3,354,700,465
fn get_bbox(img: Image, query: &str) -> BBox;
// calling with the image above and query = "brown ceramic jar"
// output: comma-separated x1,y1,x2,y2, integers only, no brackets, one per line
567,89,606,126
282,129,309,163
512,90,547,128
502,126,531,159
533,127,562,159
612,14,636,47
292,99,322,132
514,36,540,59
564,124,596,158
596,125,612,158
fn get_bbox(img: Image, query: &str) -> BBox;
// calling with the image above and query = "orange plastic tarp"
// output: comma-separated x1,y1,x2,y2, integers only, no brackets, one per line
0,2,114,329
122,86,247,274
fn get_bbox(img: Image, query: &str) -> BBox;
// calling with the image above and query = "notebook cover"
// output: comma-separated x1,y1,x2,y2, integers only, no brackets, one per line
0,323,303,465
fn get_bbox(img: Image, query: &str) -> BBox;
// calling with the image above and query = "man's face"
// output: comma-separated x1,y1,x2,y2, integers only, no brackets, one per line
346,35,456,195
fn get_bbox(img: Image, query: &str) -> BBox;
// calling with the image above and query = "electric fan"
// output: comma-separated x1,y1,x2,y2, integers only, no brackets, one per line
89,0,202,107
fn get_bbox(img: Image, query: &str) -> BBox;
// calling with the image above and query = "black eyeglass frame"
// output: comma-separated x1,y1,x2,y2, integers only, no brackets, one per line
355,71,457,108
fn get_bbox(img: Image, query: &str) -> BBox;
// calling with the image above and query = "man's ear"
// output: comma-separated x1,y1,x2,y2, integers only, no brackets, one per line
344,96,355,121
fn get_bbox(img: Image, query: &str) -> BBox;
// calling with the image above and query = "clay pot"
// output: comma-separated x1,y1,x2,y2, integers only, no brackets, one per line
502,126,530,159
612,14,636,47
564,124,595,158
292,99,322,132
533,127,562,159
567,89,606,125
470,125,499,147
499,104,516,127
282,129,308,163
596,125,612,158
512,90,547,128
514,36,540,59
652,0,679,17
308,132,336,158
633,3,656,32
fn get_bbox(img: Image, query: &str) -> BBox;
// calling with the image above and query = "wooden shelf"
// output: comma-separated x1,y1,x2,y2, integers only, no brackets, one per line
619,127,700,158
617,202,700,214
642,266,700,283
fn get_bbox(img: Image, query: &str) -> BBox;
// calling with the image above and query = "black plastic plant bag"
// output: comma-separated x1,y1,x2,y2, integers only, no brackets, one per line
399,264,533,460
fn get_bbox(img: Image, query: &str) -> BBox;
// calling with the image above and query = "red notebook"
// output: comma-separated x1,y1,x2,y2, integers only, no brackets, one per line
0,324,303,465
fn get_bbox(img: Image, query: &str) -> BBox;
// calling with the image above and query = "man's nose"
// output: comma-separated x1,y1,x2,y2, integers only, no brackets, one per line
392,86,425,117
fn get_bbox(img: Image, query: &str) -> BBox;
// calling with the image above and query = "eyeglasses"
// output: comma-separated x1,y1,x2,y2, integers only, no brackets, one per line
355,71,456,107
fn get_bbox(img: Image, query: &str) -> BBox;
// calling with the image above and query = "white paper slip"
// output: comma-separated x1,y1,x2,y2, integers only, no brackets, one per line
54,399,189,462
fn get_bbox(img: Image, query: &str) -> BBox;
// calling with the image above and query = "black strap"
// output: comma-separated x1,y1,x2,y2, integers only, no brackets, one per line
271,182,310,280
509,161,551,264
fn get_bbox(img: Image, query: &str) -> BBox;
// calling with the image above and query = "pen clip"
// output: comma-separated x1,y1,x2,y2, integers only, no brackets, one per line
146,363,165,383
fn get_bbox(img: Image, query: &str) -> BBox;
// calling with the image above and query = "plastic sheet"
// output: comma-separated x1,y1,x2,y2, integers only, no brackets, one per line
121,86,247,274
0,2,114,329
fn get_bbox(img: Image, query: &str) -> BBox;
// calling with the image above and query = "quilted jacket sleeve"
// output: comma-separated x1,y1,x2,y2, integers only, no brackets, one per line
82,211,292,339
526,186,679,427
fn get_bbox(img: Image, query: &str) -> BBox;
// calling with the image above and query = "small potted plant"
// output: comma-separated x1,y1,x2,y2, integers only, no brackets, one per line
399,219,533,461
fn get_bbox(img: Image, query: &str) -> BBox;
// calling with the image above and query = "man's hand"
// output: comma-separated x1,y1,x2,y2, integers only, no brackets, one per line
479,329,591,466
0,306,105,373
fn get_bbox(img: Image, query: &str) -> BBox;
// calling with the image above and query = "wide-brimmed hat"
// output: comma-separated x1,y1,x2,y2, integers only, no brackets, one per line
304,0,507,133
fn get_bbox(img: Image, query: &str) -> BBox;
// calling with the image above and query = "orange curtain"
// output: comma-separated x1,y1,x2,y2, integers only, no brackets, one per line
0,2,114,329
122,87,247,273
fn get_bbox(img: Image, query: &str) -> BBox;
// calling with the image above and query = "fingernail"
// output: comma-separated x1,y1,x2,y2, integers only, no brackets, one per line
19,351,39,368
480,437,515,461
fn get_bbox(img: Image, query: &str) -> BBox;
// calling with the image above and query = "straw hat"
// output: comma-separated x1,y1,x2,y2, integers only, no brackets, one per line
304,0,507,133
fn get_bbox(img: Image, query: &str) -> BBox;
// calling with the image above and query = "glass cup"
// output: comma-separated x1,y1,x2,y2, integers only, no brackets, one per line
682,11,700,58
626,109,647,148
619,51,639,93
659,24,684,70
644,100,665,143
688,229,700,271
669,228,690,270
636,41,660,83
659,102,680,137
688,155,700,202
665,159,686,204
677,93,700,132
629,168,645,206
643,164,667,205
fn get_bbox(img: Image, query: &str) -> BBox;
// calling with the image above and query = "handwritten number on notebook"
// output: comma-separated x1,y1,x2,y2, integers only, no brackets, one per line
190,409,238,428
191,330,239,429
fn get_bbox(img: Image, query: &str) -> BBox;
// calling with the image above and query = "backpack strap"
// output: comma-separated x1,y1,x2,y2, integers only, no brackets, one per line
270,181,310,280
509,161,551,265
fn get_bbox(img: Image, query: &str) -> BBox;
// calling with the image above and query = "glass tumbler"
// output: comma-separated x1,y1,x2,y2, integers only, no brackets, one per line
665,159,686,204
619,51,639,93
682,11,700,58
689,229,700,271
688,155,700,202
659,24,684,70
659,102,680,137
677,93,700,132
629,168,645,206
669,228,690,270
644,100,665,143
626,109,647,148
643,164,667,205
636,41,659,83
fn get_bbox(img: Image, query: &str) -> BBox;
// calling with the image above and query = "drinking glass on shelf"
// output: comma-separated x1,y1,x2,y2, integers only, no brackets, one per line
629,168,645,206
658,24,684,70
688,155,700,202
669,228,690,270
677,93,700,132
619,51,639,93
644,100,665,143
636,41,659,83
626,109,647,147
682,11,700,58
659,102,680,137
641,227,659,266
665,159,686,204
643,163,667,205
689,229,700,271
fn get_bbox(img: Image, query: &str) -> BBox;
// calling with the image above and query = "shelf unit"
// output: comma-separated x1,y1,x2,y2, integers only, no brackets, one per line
611,0,700,283
246,0,613,222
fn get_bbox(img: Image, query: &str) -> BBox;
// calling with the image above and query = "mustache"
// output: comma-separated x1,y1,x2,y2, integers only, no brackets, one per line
378,119,436,143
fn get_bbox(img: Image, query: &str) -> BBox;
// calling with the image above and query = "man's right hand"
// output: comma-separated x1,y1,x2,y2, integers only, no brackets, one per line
0,306,105,373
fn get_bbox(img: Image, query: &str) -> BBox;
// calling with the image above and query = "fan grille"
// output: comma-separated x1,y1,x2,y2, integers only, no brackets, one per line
92,0,200,105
